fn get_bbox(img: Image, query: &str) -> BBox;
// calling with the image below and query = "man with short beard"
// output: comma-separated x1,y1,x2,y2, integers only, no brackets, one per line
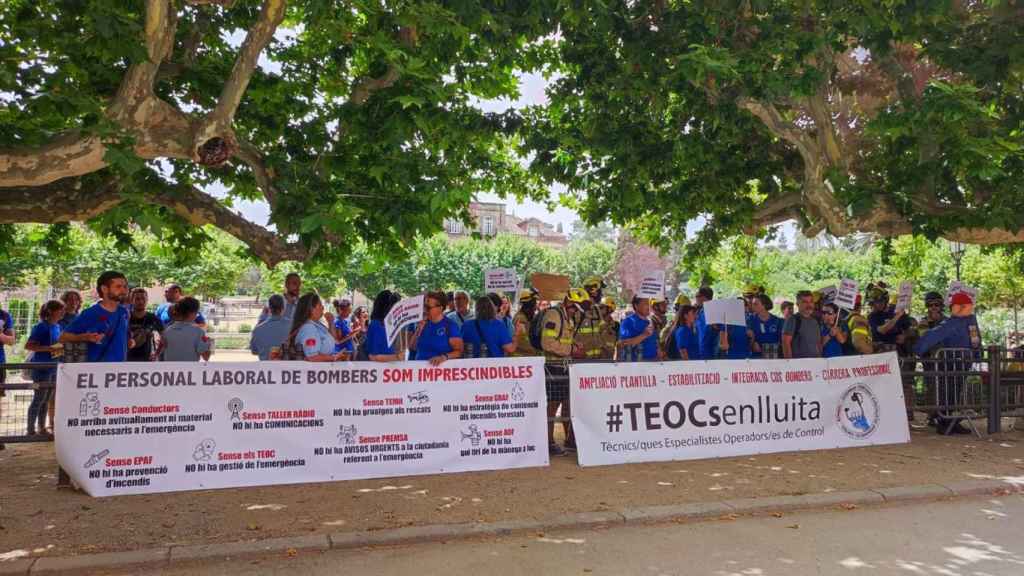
259,272,302,323
127,288,164,361
156,284,207,329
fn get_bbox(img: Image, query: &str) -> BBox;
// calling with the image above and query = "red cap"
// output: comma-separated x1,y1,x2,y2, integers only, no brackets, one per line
950,292,974,307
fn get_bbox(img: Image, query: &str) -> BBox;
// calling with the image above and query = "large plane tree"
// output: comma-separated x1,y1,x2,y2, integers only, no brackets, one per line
523,1,1024,258
0,0,555,264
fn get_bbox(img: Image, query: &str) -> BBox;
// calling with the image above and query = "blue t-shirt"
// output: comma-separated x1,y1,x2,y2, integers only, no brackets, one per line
748,313,783,357
821,324,845,358
722,324,751,360
696,308,719,359
28,321,62,381
155,303,206,326
0,309,12,364
65,303,129,362
296,321,336,358
619,314,658,361
334,317,354,353
462,318,513,358
58,312,78,331
364,320,394,357
415,317,461,361
673,325,701,360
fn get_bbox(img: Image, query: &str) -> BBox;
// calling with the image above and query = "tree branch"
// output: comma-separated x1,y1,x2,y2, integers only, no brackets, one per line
349,26,418,106
0,176,309,266
233,141,278,206
736,97,817,161
194,0,286,155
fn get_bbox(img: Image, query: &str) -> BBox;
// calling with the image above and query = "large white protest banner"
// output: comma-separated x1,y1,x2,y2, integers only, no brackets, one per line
57,358,548,497
485,268,519,293
385,294,424,345
635,270,666,300
702,298,746,327
569,353,909,466
835,279,859,310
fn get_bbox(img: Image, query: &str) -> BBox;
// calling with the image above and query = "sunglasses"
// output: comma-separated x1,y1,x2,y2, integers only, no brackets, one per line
927,303,943,308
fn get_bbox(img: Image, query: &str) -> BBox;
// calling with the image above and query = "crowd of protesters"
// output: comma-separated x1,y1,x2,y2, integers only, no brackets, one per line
0,271,984,442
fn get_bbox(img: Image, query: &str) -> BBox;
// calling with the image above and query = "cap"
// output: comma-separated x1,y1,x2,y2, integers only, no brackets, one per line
674,294,691,307
924,291,944,304
854,294,862,308
650,296,667,305
742,284,763,297
518,288,539,303
950,292,974,307
566,288,590,304
582,276,606,290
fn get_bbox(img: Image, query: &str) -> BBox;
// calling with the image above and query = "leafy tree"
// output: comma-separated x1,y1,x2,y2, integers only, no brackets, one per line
0,0,556,264
524,1,1024,261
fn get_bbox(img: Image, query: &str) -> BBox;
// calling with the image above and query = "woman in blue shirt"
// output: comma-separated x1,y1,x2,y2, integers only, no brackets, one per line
462,297,516,358
820,303,848,358
25,300,65,436
411,291,463,365
748,293,784,358
365,291,402,362
287,293,346,362
673,305,701,360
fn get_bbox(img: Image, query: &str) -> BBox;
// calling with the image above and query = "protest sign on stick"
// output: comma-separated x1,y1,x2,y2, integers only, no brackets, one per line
530,273,570,301
385,294,424,345
635,270,666,300
895,282,913,313
835,279,859,310
702,298,746,327
485,268,519,293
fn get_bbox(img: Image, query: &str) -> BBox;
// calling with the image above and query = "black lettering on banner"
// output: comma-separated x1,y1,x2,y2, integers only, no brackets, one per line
663,401,686,429
644,402,661,431
687,399,707,427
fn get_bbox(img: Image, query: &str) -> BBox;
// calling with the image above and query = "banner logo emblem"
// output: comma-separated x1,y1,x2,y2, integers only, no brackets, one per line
836,384,880,439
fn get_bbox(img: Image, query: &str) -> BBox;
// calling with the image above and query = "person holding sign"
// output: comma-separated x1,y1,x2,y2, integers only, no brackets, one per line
820,302,849,358
287,293,346,362
867,283,911,352
364,290,403,362
411,291,463,365
619,295,660,361
717,298,752,360
60,271,134,362
462,297,515,358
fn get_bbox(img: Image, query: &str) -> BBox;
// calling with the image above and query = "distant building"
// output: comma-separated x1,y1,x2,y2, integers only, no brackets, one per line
444,202,568,247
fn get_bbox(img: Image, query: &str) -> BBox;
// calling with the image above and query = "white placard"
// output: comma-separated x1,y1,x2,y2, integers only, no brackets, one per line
569,353,909,467
817,285,838,303
835,279,859,310
385,294,424,345
635,270,666,300
485,268,519,293
946,281,978,305
56,358,549,497
701,298,747,327
895,282,914,313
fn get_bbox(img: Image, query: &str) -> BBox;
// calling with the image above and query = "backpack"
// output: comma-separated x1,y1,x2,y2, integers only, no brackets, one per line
663,322,682,360
529,309,562,351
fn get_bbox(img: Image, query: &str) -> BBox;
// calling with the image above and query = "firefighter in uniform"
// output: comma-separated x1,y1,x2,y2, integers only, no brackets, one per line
540,288,587,454
914,291,982,435
914,291,947,427
576,277,616,360
511,288,541,357
846,294,874,354
650,296,669,359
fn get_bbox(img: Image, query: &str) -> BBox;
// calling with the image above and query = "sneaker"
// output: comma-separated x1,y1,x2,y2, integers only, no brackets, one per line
548,443,567,456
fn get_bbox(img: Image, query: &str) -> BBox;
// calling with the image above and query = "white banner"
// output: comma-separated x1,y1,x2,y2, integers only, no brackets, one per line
386,294,424,345
485,268,519,293
702,298,746,327
57,358,548,497
636,270,666,300
569,353,909,467
835,279,859,310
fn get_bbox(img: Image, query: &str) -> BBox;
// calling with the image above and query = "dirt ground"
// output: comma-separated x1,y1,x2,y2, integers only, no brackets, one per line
1,422,1022,561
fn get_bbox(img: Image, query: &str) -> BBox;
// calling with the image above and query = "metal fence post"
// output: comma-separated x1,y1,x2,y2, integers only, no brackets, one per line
988,345,1002,435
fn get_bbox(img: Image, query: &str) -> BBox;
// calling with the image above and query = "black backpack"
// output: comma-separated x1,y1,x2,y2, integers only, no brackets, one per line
529,309,561,351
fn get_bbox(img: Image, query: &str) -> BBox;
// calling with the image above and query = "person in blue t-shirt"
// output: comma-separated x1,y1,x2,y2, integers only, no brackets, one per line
619,296,659,361
694,286,719,360
462,297,515,358
58,290,82,330
0,305,14,380
331,299,360,354
287,293,346,362
673,305,702,360
155,284,207,327
25,300,65,435
364,290,403,361
820,302,848,358
718,322,752,360
748,294,784,359
411,291,463,365
61,271,133,362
